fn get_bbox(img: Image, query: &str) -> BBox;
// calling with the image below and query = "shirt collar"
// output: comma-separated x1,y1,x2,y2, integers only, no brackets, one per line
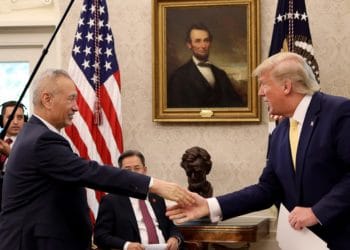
192,56,210,65
33,114,61,135
4,135,16,143
292,95,312,126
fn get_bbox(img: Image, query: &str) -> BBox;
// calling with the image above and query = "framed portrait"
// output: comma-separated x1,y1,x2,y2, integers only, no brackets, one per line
153,0,260,122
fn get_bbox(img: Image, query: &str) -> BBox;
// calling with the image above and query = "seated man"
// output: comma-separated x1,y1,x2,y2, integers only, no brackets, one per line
94,150,184,250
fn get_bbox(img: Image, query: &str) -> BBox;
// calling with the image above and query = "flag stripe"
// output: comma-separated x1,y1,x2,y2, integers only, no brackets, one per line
100,85,123,153
76,86,112,164
68,61,121,165
65,124,89,159
65,0,123,221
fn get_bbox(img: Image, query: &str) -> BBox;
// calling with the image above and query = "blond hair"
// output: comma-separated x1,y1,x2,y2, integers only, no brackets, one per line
253,52,320,95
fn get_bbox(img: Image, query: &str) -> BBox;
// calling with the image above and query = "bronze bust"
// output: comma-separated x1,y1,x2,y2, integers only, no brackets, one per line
181,146,213,198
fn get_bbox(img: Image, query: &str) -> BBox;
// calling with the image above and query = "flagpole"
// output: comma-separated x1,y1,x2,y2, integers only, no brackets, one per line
0,0,75,139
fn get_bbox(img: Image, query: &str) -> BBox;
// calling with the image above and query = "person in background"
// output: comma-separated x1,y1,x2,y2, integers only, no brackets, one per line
0,69,194,250
0,101,27,171
94,150,184,250
0,100,27,210
168,23,244,108
167,52,350,250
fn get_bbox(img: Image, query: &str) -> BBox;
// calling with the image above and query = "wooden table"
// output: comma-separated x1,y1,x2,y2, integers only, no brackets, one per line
178,217,270,249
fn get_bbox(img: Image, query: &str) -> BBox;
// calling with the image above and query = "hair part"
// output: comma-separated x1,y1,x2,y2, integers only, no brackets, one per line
118,150,146,168
32,69,72,107
185,23,213,43
253,52,320,95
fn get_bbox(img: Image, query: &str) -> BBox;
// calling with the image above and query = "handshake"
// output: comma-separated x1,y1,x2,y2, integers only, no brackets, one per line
150,178,210,224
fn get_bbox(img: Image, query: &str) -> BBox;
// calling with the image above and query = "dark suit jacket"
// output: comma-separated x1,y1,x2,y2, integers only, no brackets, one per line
168,60,244,108
216,92,350,250
94,193,184,250
0,116,150,250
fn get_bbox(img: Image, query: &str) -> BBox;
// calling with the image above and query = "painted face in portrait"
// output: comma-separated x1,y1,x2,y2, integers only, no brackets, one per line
187,29,211,61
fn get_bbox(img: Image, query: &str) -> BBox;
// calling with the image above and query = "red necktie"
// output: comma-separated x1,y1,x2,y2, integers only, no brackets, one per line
139,199,159,244
0,138,13,170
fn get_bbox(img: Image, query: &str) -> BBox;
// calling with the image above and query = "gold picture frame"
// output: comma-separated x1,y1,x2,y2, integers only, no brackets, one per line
153,0,260,122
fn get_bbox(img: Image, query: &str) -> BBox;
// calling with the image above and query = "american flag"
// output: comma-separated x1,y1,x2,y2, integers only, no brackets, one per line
269,0,319,83
65,0,123,221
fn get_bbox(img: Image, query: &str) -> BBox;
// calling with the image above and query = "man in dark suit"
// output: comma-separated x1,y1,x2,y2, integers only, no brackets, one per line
168,23,244,108
167,52,350,250
0,69,194,250
94,150,184,250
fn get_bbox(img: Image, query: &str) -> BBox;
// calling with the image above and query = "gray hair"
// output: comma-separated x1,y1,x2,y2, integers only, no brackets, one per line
253,52,320,95
32,69,72,106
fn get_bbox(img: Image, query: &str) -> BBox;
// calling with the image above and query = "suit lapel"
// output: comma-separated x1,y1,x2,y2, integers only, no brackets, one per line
148,194,161,224
123,198,140,237
295,93,321,201
148,194,167,239
188,60,214,89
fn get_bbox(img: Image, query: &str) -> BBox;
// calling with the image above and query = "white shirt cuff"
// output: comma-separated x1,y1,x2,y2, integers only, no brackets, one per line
208,197,223,222
149,177,154,188
123,241,130,250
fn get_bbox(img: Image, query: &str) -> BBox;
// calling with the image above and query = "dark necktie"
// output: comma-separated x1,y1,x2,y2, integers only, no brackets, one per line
0,138,13,171
197,62,211,67
139,199,159,244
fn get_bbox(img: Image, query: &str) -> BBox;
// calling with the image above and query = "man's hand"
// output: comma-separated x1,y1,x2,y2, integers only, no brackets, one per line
127,242,145,250
288,206,318,230
0,139,11,156
166,192,209,224
150,178,195,206
166,237,179,250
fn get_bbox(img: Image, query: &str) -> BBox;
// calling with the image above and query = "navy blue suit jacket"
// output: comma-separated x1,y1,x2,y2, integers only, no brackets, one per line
0,116,150,250
217,92,350,250
94,193,184,249
168,60,244,108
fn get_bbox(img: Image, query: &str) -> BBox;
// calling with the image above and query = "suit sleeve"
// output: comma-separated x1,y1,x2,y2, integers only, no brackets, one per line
217,161,283,220
35,131,149,199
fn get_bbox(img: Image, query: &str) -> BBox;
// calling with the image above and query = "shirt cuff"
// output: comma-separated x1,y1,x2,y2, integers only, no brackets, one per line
208,197,223,222
148,177,154,188
123,241,130,250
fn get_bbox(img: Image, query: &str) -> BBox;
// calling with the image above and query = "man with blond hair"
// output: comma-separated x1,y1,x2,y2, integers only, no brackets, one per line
167,52,350,250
